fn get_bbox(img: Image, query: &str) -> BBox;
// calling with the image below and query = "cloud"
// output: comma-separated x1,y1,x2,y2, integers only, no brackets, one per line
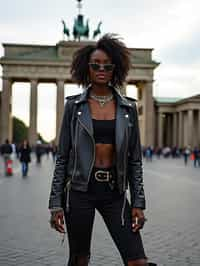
156,25,200,65
154,63,200,98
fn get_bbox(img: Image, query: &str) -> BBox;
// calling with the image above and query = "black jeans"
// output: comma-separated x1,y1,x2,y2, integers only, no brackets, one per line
64,168,146,265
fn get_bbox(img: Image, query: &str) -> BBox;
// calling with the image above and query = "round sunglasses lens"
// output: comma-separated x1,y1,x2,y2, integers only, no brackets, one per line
90,63,100,71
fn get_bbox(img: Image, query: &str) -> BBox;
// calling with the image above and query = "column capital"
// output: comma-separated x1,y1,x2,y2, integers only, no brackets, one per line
30,79,38,84
2,77,13,85
56,79,65,86
2,76,12,81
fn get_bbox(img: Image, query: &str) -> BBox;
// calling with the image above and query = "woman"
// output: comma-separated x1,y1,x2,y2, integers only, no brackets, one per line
49,34,151,266
19,140,31,177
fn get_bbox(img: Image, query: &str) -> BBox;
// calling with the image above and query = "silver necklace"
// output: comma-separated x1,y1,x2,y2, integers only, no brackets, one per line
90,93,114,107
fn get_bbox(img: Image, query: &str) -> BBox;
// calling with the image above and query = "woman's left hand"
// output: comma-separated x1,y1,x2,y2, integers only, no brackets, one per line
131,208,146,232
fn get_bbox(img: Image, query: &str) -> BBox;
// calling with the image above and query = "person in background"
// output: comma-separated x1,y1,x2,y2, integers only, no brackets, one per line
183,146,190,166
0,139,13,175
19,140,31,177
193,147,200,167
50,142,57,163
35,140,43,164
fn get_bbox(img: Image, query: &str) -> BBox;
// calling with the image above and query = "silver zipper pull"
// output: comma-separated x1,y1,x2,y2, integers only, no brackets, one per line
60,233,66,246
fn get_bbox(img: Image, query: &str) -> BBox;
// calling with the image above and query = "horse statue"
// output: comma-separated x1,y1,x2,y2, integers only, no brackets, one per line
61,20,70,40
93,21,102,39
73,14,90,41
84,19,89,39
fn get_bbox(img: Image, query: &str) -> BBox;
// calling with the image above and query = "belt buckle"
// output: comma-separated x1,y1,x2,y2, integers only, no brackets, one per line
95,170,110,182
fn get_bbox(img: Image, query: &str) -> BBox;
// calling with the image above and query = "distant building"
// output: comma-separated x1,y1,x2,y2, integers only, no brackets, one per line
154,95,200,148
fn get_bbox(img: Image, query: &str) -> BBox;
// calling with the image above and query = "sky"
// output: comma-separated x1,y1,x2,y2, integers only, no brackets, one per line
0,0,200,141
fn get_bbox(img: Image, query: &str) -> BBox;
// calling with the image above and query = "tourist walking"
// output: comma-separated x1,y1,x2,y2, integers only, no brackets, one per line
35,140,43,164
19,140,31,177
193,147,200,167
183,146,190,165
0,139,13,175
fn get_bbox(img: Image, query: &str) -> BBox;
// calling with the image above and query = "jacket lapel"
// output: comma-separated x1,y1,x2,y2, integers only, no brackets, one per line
115,101,129,156
114,88,133,156
75,87,93,136
78,102,93,136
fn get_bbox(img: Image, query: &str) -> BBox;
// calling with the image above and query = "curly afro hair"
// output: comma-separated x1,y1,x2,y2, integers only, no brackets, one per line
71,34,131,89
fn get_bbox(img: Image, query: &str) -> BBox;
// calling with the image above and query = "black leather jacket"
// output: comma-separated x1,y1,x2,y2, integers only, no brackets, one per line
49,87,146,211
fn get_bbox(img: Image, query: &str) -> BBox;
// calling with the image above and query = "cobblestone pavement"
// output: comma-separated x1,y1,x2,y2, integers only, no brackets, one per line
0,155,200,266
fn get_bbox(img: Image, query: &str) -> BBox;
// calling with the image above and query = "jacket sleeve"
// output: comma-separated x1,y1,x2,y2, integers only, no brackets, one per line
48,100,72,210
127,103,146,210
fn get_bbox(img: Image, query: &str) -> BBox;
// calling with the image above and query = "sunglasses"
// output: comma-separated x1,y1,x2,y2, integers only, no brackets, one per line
89,63,115,72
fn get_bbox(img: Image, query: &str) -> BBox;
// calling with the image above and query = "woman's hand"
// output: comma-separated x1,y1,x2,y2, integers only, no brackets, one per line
49,210,66,234
131,208,147,232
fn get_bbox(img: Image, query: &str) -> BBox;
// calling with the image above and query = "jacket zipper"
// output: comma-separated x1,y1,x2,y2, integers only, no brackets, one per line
78,117,96,184
65,122,78,213
123,126,128,190
121,125,128,226
71,122,78,182
65,180,71,213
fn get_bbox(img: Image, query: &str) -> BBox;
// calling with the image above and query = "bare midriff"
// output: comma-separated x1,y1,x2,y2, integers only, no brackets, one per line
94,143,115,168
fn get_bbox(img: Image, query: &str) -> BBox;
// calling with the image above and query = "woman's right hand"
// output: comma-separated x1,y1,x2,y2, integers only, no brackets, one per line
49,210,66,234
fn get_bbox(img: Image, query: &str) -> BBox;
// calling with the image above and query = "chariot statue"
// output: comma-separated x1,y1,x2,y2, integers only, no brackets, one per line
73,15,89,41
61,0,102,41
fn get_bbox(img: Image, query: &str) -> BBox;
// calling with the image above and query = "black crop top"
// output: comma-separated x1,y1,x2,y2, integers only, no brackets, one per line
92,119,115,144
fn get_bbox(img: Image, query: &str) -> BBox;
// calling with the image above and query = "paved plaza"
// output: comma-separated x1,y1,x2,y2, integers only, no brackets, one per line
0,155,200,266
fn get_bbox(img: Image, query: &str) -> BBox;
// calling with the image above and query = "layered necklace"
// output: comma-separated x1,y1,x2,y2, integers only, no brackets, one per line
90,93,114,107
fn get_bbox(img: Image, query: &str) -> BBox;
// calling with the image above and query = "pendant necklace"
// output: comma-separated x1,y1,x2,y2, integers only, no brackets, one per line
90,93,114,107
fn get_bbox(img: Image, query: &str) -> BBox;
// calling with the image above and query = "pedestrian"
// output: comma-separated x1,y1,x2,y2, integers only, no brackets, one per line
50,142,57,163
0,139,13,175
196,148,200,167
35,140,43,164
183,146,190,166
193,147,200,167
49,34,153,266
19,140,31,177
145,146,153,162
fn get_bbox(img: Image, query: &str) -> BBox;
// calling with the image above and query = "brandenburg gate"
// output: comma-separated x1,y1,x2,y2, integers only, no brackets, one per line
0,41,159,146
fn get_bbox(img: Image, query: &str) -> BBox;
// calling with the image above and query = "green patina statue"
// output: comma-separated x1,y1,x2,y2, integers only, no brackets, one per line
93,21,102,39
61,20,70,39
61,1,102,41
73,15,89,41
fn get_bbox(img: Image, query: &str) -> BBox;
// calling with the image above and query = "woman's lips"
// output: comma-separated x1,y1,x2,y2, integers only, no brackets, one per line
96,73,106,79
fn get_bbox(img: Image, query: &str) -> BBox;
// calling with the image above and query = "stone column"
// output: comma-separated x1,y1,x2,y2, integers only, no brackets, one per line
178,111,183,148
0,78,12,144
142,81,154,147
158,112,163,148
172,112,177,147
187,109,194,148
166,114,171,147
56,80,65,144
29,79,38,146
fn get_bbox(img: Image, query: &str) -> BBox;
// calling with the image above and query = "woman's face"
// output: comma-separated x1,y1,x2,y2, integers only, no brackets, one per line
89,49,114,85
